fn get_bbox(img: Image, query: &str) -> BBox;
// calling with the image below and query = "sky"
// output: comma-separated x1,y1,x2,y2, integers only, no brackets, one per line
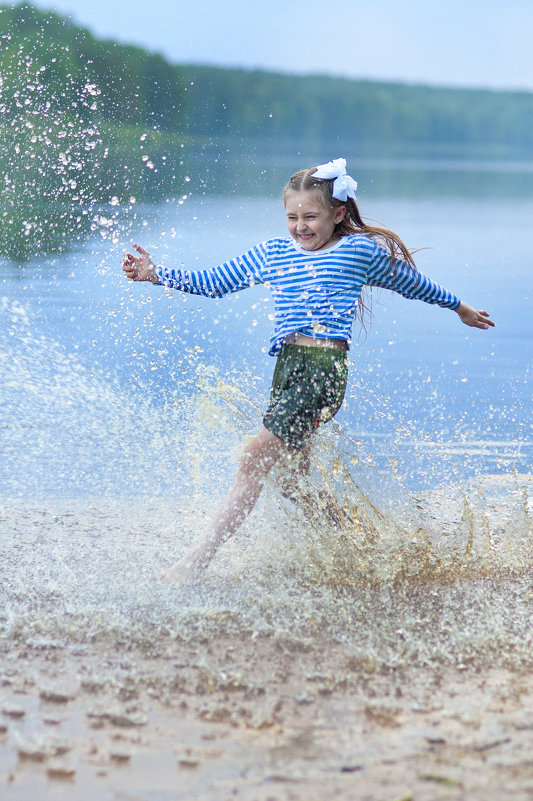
17,0,533,92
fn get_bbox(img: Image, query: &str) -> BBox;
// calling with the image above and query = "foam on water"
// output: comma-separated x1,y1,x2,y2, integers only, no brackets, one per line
1,478,532,672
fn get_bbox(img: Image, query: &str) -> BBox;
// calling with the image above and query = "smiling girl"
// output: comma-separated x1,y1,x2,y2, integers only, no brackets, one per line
122,157,494,583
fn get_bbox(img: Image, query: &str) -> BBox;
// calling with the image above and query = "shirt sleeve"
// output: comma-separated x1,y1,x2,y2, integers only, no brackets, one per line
366,242,461,310
155,241,268,297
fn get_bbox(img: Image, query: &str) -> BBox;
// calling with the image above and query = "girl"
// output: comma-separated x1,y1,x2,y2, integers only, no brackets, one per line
122,157,494,583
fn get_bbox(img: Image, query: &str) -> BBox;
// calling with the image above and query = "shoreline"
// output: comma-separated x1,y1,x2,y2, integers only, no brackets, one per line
2,635,533,800
1,480,531,799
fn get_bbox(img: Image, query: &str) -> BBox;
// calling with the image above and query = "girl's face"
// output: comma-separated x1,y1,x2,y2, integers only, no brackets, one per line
285,189,346,251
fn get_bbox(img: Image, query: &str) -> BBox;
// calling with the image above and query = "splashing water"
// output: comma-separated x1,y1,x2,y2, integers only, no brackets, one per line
0,288,531,677
0,7,184,262
0,44,105,260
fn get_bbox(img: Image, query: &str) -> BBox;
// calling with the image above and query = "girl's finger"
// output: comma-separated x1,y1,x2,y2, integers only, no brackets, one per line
133,243,149,256
479,311,495,327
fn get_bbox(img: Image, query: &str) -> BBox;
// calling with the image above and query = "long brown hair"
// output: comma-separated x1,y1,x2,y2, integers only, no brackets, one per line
283,167,416,269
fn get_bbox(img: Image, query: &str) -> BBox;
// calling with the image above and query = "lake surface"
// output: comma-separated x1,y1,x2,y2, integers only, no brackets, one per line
1,165,530,500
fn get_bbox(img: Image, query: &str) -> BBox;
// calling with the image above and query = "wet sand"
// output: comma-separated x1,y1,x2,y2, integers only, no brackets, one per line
1,480,531,799
2,634,533,800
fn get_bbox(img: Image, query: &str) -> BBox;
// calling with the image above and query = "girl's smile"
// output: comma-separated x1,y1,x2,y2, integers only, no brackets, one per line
285,189,346,252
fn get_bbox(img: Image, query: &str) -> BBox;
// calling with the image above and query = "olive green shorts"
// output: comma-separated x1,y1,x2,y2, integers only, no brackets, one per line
263,344,348,449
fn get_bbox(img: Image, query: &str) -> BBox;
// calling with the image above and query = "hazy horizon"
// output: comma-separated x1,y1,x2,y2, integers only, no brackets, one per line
14,0,533,94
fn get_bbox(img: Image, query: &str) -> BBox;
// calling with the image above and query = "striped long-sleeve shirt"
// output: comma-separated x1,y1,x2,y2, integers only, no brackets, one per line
155,235,460,356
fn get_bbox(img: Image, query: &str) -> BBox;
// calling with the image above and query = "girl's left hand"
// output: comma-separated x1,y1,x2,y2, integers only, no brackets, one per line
456,302,495,330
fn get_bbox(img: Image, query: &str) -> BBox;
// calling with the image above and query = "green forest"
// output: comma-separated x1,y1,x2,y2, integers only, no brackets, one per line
3,2,533,155
1,2,532,259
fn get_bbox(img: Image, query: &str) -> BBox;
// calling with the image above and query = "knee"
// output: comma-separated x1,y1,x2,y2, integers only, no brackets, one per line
240,428,286,475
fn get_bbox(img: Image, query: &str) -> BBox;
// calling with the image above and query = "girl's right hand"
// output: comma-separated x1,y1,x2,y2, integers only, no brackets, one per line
122,243,159,284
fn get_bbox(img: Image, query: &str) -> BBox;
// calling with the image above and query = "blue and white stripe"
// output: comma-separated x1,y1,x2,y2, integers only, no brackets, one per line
156,235,460,356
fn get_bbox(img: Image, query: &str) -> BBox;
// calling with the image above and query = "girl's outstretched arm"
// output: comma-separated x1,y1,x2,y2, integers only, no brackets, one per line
124,241,267,298
122,243,159,284
455,302,495,330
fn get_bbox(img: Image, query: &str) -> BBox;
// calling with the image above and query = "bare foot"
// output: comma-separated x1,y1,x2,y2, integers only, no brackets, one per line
159,548,205,584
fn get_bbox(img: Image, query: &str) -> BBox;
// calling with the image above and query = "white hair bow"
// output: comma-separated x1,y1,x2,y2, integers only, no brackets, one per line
312,157,358,201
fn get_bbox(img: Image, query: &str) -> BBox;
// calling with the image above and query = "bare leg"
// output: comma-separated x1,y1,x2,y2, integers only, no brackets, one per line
162,426,291,583
276,444,349,528
277,444,311,502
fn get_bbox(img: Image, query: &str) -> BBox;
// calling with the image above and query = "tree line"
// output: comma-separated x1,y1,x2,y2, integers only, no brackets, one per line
1,2,532,260
2,2,533,158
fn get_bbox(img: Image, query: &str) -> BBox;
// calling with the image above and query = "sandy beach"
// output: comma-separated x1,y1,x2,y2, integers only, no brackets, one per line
0,478,532,800
2,630,533,801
